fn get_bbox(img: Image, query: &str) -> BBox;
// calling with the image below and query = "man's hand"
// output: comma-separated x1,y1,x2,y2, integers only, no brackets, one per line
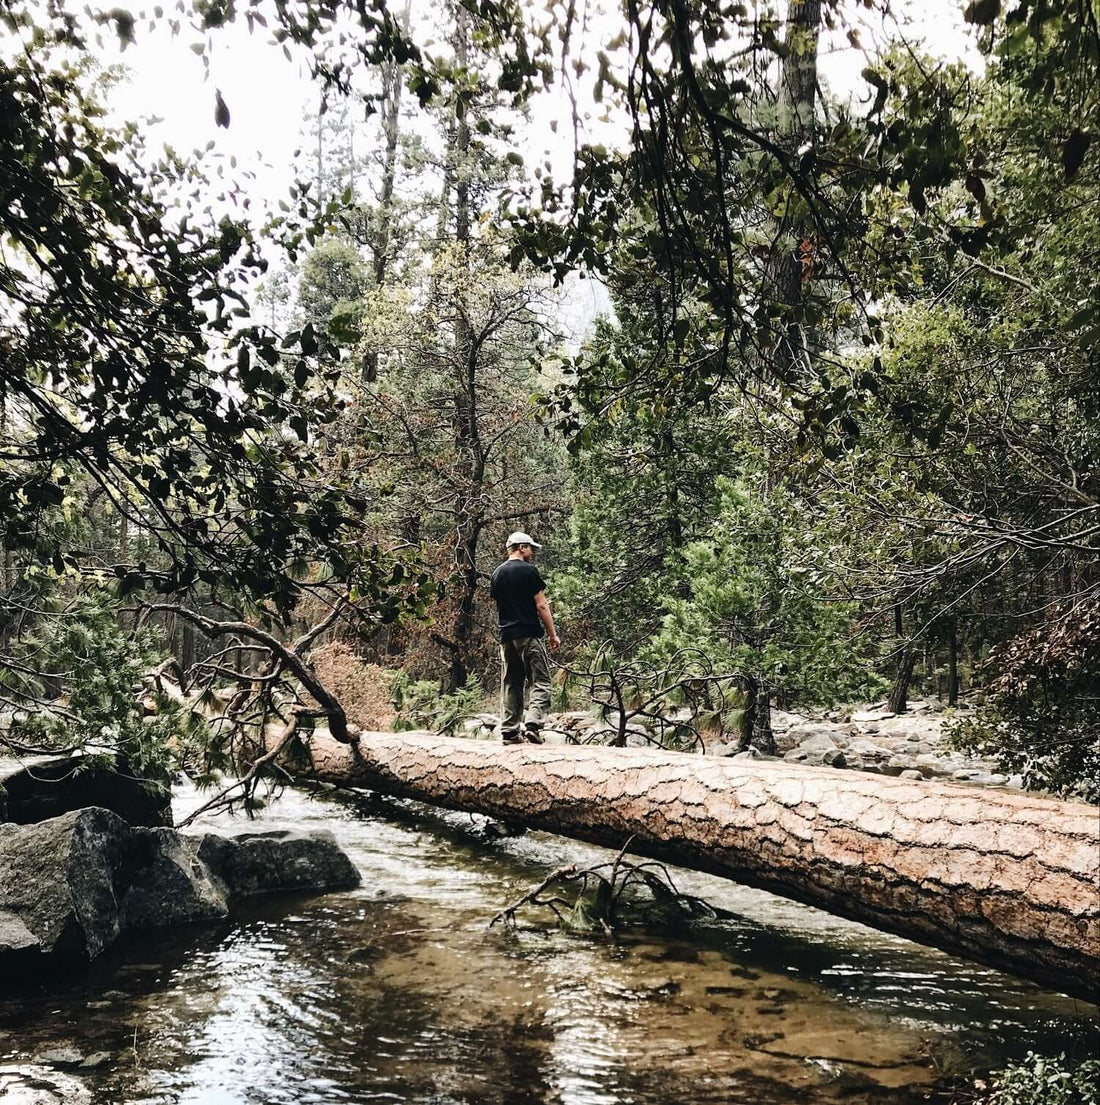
535,590,559,651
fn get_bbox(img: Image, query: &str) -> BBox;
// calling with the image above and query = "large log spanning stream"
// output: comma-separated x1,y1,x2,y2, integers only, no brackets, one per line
296,729,1099,1001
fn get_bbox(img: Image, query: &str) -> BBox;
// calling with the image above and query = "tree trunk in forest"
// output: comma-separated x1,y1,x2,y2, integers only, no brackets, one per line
447,512,483,692
660,427,684,552
736,663,775,754
751,680,775,754
441,5,483,694
117,511,129,563
735,3,821,748
371,6,407,289
361,3,408,384
765,0,822,380
737,679,757,750
948,621,959,706
888,648,916,714
315,94,325,205
291,729,1100,1001
452,6,472,247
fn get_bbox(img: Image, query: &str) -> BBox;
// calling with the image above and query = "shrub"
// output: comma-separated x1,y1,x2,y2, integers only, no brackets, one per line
4,593,202,781
949,603,1100,801
390,672,485,735
642,477,887,709
982,1053,1100,1105
310,642,396,731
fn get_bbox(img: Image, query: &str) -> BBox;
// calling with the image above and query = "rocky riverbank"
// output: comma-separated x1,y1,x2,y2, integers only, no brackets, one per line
761,703,1016,787
459,698,1017,790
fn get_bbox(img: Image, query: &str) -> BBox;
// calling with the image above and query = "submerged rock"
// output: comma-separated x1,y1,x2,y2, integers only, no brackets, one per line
192,829,361,897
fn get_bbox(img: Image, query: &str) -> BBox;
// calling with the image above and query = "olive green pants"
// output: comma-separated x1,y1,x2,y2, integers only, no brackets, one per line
500,637,552,737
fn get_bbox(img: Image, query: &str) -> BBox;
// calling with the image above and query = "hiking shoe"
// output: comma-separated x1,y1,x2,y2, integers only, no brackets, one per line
502,731,523,745
523,726,544,744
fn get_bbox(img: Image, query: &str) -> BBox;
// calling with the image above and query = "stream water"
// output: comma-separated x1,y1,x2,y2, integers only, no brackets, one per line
1,785,1096,1105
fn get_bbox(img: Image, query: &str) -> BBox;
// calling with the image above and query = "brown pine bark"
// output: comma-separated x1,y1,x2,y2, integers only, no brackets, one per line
294,729,1100,1001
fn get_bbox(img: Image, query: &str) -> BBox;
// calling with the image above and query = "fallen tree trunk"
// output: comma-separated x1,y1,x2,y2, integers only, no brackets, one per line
293,730,1099,1001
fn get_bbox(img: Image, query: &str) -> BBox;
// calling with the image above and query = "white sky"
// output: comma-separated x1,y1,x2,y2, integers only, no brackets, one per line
85,0,982,336
98,0,982,211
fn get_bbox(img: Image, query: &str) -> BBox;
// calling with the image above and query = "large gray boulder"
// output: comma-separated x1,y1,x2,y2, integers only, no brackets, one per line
1,809,361,975
0,755,171,828
0,807,132,966
192,829,361,897
119,828,228,929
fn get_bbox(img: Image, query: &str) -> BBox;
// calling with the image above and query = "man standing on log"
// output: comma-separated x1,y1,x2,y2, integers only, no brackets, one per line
490,532,560,744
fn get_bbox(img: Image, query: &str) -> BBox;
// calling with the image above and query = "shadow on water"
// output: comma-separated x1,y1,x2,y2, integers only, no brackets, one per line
337,788,1098,1054
0,784,1095,1105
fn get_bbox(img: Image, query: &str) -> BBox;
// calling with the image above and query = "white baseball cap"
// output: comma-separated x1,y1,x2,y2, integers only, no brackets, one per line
506,531,542,549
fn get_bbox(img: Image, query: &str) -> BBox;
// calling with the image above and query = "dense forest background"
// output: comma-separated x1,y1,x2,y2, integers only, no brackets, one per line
1,0,1097,799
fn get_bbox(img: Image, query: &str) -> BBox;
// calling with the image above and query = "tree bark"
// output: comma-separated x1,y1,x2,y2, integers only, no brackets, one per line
294,729,1100,1000
361,4,408,384
452,6,472,247
372,8,407,289
750,673,776,754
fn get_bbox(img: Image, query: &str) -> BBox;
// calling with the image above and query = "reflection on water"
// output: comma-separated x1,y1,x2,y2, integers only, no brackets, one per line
0,785,1095,1105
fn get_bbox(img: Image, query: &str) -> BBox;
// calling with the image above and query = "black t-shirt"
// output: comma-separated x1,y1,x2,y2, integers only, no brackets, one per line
489,559,546,642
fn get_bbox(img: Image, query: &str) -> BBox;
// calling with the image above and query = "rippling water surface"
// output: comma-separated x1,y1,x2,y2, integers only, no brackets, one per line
1,785,1095,1104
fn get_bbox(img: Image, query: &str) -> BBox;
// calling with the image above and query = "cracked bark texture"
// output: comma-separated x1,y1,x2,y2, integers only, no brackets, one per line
297,730,1099,1000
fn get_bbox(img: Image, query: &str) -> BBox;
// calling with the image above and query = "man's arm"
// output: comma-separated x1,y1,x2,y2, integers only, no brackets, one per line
534,590,560,652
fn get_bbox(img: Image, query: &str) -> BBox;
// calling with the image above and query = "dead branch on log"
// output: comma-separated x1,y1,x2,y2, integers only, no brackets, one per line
554,645,754,752
140,600,351,742
137,599,358,820
148,656,188,695
177,705,308,827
